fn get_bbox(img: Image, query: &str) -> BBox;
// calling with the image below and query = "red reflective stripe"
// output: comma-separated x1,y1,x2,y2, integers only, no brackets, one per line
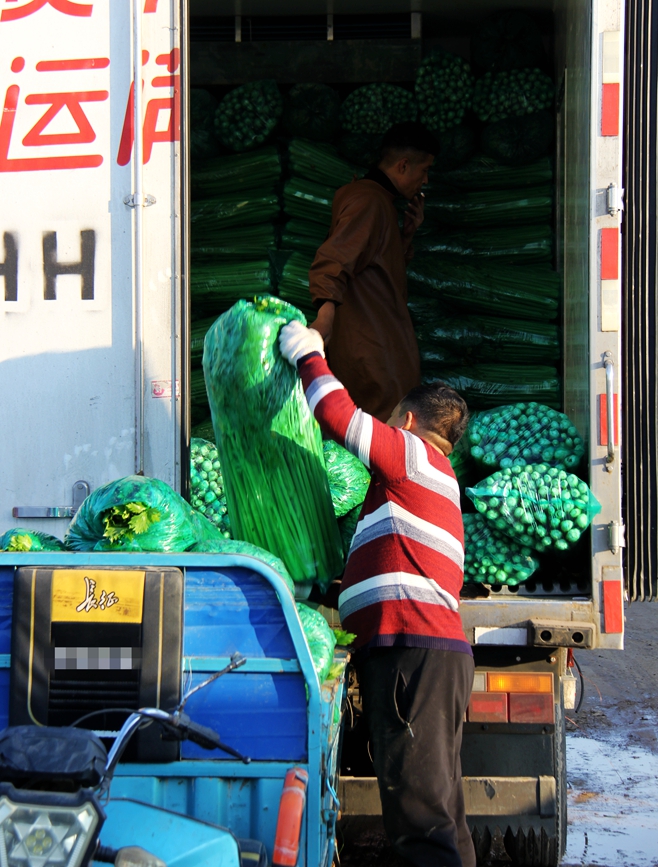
601,228,619,280
602,82,620,135
598,393,619,446
602,580,623,633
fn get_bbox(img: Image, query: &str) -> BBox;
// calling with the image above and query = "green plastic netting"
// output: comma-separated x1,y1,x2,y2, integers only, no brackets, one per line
337,132,382,168
214,80,283,152
296,603,338,683
190,438,231,536
340,83,417,134
415,50,475,133
0,529,65,552
463,512,539,585
473,69,554,123
283,83,342,141
481,111,554,165
322,439,371,518
202,296,344,590
338,507,361,558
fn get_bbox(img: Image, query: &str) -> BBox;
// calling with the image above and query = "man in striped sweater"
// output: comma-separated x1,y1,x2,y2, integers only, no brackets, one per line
279,321,475,867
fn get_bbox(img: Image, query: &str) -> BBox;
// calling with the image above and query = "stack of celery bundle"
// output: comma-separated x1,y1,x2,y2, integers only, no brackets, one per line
340,83,417,134
408,156,560,410
277,252,316,321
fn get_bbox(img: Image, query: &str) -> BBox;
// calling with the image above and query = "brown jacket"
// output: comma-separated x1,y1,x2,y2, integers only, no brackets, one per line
308,178,421,422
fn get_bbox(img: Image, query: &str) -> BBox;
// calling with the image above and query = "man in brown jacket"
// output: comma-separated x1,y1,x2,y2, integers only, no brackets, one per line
308,122,437,421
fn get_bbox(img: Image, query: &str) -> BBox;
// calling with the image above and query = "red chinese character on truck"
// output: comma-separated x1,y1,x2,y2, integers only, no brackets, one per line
0,0,93,22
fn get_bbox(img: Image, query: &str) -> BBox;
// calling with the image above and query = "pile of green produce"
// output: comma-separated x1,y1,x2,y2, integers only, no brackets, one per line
277,252,315,320
414,224,553,263
296,603,337,683
283,178,335,226
424,185,552,227
415,50,475,133
283,83,341,141
203,296,343,590
438,155,553,190
191,148,281,200
438,366,560,409
66,476,222,553
340,83,417,134
192,224,277,263
191,191,280,240
288,138,358,189
323,439,371,518
0,529,64,552
473,69,554,123
466,465,601,552
191,261,273,313
448,436,476,489
467,404,584,471
281,220,328,256
190,438,231,536
215,80,283,152
463,513,539,585
190,88,220,161
337,507,361,558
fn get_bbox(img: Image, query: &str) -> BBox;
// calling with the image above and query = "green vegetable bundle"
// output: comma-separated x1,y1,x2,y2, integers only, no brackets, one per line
190,438,231,536
190,368,209,409
415,50,475,133
407,258,559,319
296,603,337,683
277,252,315,319
65,476,222,552
432,125,476,171
215,80,283,152
191,191,280,240
337,132,382,168
417,316,559,365
283,178,334,227
191,418,215,441
192,224,277,263
281,220,328,256
191,129,221,162
463,513,539,585
466,465,601,552
481,111,554,165
191,317,218,367
190,89,220,160
288,139,358,189
424,185,552,227
191,538,295,596
0,529,64,552
323,439,371,518
472,12,546,73
283,83,341,141
414,224,553,263
437,155,553,191
474,69,554,123
340,84,417,134
191,260,273,312
203,296,343,589
191,148,281,200
467,403,585,471
338,507,361,558
435,366,561,409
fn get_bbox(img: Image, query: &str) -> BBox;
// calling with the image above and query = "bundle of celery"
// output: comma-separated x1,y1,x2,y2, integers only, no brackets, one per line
191,418,215,441
191,148,281,200
0,529,64,552
341,83,417,134
190,438,231,536
463,513,539,586
407,258,559,319
191,192,279,244
288,139,359,189
414,224,553,263
214,80,283,152
203,296,343,589
191,261,273,312
283,83,341,141
190,89,220,160
474,69,554,123
191,224,277,262
191,317,218,367
281,220,328,256
435,365,561,409
415,49,475,133
424,185,552,227
277,252,315,319
437,155,553,191
283,178,335,227
417,316,559,365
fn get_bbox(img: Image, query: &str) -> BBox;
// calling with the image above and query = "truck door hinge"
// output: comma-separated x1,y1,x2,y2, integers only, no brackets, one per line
12,480,90,520
608,520,626,554
124,193,156,208
607,183,624,217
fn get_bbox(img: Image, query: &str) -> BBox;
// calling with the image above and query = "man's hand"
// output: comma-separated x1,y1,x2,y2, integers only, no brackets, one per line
402,192,425,240
279,320,325,368
308,300,336,343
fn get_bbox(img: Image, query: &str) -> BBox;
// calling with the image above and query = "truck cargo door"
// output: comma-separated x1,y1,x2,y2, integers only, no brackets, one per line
0,0,183,536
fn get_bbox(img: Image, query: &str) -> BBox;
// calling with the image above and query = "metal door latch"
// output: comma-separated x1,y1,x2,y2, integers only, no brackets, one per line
606,183,624,217
12,480,90,519
123,193,156,208
608,520,626,555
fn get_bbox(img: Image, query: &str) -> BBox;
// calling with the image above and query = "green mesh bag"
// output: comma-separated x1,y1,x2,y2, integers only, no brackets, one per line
323,439,371,518
415,50,475,133
0,529,65,552
65,476,223,552
337,132,383,168
190,438,231,536
340,84,417,134
338,507,361,558
463,513,539,585
296,603,337,683
202,296,343,590
214,80,283,152
467,404,585,471
283,83,342,141
466,465,601,553
473,69,554,123
481,111,555,165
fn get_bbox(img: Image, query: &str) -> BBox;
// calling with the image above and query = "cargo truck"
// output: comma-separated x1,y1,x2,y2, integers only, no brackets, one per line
0,0,644,865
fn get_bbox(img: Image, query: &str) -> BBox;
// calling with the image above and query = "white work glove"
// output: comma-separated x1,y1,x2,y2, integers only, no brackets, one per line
278,320,325,367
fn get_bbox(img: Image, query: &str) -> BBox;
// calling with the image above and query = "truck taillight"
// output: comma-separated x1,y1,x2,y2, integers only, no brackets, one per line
467,692,508,723
508,693,555,724
487,673,553,694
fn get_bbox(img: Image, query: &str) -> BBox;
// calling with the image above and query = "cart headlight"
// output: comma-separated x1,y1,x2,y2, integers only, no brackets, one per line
0,787,102,867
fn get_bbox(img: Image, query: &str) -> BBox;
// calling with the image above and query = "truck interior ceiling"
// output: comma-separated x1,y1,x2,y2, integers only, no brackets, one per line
185,0,593,601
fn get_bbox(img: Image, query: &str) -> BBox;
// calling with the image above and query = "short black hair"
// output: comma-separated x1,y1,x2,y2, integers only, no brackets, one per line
380,122,439,160
400,381,469,446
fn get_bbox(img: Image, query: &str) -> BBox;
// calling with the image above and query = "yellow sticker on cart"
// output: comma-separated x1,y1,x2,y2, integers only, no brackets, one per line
51,570,145,623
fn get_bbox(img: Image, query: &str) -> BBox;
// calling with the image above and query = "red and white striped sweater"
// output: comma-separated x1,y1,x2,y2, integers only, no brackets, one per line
298,352,471,655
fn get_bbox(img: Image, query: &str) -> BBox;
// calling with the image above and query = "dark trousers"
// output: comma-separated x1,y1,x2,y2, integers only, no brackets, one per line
358,647,476,867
